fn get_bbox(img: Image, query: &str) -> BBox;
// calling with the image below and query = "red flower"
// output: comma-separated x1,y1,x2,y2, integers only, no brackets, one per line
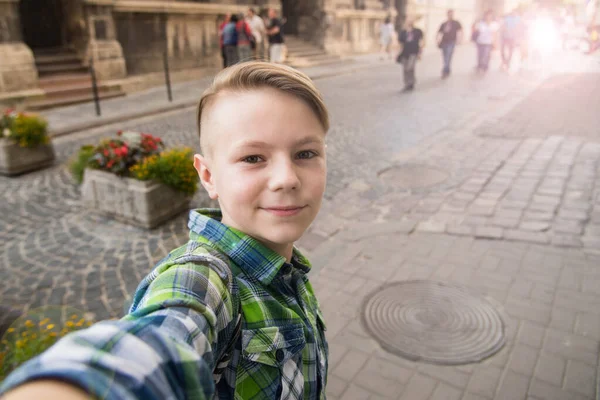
120,145,128,156
117,130,123,136
103,149,109,157
107,160,114,168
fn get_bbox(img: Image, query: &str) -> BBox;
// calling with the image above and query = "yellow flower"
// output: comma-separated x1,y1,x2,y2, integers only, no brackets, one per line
76,319,85,327
46,324,55,330
70,314,79,320
7,328,15,333
86,321,93,327
39,318,50,326
66,321,75,328
21,332,28,338
25,320,35,328
49,332,57,338
15,340,24,349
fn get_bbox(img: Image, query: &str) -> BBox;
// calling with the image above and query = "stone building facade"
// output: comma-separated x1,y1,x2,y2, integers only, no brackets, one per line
0,0,482,107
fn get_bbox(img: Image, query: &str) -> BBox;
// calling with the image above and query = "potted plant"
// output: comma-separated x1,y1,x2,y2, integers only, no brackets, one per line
0,109,55,176
70,131,198,229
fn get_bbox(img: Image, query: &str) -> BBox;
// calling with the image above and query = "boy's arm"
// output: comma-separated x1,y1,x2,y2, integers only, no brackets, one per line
0,260,236,400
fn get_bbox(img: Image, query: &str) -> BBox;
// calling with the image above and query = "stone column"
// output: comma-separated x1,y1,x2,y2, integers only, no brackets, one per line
0,0,40,100
81,2,127,81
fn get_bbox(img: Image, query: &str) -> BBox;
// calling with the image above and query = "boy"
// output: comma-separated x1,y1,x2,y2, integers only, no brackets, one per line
0,62,330,400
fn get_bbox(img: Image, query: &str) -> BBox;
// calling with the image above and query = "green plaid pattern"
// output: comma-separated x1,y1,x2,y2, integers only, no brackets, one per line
0,209,328,400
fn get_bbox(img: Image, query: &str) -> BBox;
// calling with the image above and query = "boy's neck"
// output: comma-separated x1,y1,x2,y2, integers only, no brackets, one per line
220,216,294,262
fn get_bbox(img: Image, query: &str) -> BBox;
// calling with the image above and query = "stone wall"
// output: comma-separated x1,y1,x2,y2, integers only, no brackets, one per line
111,1,273,76
0,0,38,96
323,7,395,54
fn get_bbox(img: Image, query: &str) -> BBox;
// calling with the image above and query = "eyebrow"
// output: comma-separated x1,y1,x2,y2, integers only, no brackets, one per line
233,136,325,149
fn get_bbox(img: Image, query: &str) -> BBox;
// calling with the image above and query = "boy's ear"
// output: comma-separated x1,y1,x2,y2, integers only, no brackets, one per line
194,154,219,200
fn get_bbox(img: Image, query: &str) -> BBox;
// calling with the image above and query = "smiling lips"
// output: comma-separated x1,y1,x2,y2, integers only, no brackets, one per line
262,205,306,217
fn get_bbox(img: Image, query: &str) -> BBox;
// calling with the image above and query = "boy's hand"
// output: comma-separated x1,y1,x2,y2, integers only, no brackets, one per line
2,380,91,400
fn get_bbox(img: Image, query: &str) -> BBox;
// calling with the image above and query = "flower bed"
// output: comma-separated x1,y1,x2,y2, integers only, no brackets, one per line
0,109,55,176
71,131,197,228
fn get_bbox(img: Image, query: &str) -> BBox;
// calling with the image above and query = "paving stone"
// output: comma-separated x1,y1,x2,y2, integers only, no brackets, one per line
575,312,600,340
534,352,566,387
416,220,447,234
490,217,520,229
474,226,504,240
563,360,596,398
466,365,503,398
341,383,372,400
549,307,576,332
519,221,550,232
551,234,583,248
543,329,599,366
326,374,350,397
332,349,371,381
509,344,539,376
557,209,589,222
417,364,470,389
445,224,474,236
523,211,554,221
506,299,552,325
495,371,530,400
429,383,462,400
504,229,550,244
398,373,437,400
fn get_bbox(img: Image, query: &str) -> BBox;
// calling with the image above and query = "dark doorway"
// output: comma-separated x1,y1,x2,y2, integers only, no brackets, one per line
19,0,64,49
280,0,300,35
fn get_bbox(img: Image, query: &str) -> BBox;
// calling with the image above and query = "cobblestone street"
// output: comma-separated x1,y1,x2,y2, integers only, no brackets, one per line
2,46,600,399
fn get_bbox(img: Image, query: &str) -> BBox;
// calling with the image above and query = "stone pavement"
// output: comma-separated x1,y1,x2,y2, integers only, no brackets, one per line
1,45,600,399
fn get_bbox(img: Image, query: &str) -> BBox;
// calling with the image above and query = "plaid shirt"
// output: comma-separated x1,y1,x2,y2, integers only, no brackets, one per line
0,209,328,400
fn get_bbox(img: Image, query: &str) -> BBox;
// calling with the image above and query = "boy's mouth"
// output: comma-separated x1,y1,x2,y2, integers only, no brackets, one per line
261,205,306,217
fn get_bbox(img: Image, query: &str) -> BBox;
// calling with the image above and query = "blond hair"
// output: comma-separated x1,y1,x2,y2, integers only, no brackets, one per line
197,62,329,155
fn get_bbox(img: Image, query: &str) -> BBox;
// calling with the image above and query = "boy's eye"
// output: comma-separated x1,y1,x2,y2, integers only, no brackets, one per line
242,155,263,164
297,150,317,160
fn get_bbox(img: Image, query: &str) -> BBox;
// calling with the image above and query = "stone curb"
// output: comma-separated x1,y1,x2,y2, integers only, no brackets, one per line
48,60,384,137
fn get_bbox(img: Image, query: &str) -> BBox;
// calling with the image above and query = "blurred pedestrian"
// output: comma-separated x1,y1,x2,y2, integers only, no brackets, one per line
267,8,285,63
222,14,239,67
437,9,463,78
397,18,424,91
236,14,254,63
247,8,267,60
218,13,231,69
380,16,395,60
500,9,522,71
473,10,499,73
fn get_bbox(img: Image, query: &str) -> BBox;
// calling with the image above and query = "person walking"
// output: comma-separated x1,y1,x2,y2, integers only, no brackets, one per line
218,13,231,69
397,18,424,91
246,8,266,60
473,10,499,73
222,14,239,67
500,9,522,71
380,16,395,60
236,14,254,63
266,8,285,63
437,9,463,78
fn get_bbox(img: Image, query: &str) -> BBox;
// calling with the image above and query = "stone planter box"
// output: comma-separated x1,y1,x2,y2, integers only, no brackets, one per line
81,169,192,229
0,138,55,176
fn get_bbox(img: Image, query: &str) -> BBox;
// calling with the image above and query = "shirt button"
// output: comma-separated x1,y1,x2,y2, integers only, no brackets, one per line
276,349,285,362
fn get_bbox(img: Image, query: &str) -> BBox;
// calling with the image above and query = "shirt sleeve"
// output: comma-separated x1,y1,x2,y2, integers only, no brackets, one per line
0,259,237,400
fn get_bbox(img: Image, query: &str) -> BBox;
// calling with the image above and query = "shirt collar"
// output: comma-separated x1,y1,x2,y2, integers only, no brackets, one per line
187,209,311,285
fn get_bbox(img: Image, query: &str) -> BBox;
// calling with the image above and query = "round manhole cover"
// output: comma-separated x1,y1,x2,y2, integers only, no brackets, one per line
378,164,449,190
362,280,505,365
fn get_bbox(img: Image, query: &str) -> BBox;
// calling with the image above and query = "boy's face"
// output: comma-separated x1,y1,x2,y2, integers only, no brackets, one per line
195,88,327,259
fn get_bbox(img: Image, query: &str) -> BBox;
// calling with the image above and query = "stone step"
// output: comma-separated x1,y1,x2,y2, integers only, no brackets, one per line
35,53,81,66
39,73,92,89
286,54,343,68
37,62,89,76
26,91,126,111
288,49,328,57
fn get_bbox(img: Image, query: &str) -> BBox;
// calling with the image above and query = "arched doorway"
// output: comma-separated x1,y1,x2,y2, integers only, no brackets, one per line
19,0,65,49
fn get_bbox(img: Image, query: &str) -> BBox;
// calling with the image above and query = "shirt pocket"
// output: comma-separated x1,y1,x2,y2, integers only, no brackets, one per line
242,323,306,367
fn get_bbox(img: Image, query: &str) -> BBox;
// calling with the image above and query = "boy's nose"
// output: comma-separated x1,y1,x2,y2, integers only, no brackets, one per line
268,160,301,191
